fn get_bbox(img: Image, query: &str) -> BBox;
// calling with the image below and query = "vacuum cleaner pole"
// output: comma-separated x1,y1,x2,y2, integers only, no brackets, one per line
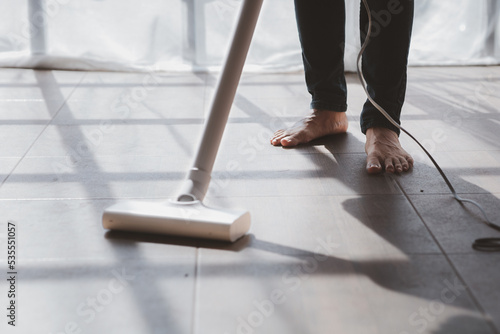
178,0,264,202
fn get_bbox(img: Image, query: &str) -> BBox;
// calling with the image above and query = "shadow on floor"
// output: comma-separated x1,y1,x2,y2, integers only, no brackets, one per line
31,69,500,333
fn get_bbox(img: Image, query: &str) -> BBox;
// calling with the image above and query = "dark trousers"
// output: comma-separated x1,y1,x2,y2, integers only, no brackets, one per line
294,0,414,135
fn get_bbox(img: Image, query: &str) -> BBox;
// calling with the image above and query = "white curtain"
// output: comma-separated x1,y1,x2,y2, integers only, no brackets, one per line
0,0,498,72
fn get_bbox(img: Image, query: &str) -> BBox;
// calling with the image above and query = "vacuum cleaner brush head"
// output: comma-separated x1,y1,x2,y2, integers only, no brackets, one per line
103,200,251,242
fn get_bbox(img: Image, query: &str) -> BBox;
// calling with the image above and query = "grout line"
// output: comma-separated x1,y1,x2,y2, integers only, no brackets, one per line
0,192,496,202
191,247,200,334
0,71,87,189
396,179,499,333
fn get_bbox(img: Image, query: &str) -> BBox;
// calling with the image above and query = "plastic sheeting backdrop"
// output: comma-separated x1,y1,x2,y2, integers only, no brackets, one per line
0,0,499,72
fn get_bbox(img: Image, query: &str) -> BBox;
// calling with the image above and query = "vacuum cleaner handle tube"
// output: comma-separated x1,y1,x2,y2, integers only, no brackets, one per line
177,0,264,202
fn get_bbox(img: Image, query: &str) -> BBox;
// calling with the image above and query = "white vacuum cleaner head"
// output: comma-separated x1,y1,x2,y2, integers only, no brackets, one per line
103,200,251,242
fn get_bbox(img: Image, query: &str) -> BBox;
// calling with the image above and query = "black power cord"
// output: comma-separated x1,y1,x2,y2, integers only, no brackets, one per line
358,0,500,251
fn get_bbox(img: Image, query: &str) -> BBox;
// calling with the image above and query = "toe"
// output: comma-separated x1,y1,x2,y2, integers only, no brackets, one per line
394,160,403,173
281,135,299,147
406,155,414,169
385,158,395,173
401,158,409,171
270,130,284,142
271,131,286,146
280,130,309,147
271,137,282,146
366,154,383,174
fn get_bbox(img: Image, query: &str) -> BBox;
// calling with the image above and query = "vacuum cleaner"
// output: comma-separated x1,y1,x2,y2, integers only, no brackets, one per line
102,0,264,242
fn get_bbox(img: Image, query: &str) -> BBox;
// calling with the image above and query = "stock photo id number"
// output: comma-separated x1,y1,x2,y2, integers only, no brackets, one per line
6,221,17,327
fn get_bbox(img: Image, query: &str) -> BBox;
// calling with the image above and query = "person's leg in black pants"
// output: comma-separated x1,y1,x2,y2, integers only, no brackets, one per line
361,0,414,173
271,0,414,174
296,0,347,112
271,0,349,148
360,0,414,135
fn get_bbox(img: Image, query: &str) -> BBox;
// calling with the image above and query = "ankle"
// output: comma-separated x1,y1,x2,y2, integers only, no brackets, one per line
311,109,347,121
366,127,398,140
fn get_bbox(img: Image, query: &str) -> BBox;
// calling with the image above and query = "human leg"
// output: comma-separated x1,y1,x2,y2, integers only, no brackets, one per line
271,0,349,147
360,0,415,173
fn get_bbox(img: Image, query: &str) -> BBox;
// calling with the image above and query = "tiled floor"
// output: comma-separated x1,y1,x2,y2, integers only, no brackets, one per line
0,66,499,334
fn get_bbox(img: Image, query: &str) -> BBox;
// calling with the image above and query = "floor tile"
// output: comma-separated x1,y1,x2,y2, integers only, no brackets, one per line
312,152,404,195
397,151,500,195
401,119,499,152
0,156,190,199
54,71,207,124
6,258,195,334
449,253,500,330
0,157,21,183
0,198,198,333
0,200,197,259
407,66,500,97
26,122,203,158
0,69,83,101
208,153,326,197
407,193,500,254
203,194,440,258
404,93,500,120
218,121,313,157
195,250,494,334
209,72,309,100
301,129,366,155
0,125,47,157
0,100,55,122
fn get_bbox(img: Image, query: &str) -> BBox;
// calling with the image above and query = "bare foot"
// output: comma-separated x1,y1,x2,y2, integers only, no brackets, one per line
270,109,348,147
365,127,414,174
